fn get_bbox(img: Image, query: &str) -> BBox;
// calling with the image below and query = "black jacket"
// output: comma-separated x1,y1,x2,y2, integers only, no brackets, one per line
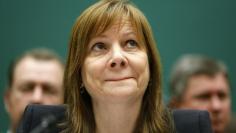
17,104,213,133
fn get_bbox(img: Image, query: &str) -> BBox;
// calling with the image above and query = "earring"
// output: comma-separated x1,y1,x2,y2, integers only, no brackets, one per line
148,78,152,88
80,83,85,94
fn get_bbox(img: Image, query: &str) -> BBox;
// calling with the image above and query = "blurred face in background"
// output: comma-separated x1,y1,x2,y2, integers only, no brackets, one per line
179,73,231,133
4,56,64,131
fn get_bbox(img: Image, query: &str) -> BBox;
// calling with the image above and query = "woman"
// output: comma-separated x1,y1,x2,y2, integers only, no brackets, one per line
63,0,175,132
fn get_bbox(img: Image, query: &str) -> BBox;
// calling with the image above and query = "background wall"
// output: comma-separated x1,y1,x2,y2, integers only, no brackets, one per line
1,0,235,131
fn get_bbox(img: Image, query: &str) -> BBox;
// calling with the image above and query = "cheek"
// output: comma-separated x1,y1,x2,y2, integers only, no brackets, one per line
10,91,28,104
8,92,30,118
130,54,150,88
82,58,106,90
44,96,64,104
223,99,231,112
139,61,150,86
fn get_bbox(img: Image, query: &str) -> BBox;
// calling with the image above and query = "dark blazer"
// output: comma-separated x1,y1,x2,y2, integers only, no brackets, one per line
17,104,212,133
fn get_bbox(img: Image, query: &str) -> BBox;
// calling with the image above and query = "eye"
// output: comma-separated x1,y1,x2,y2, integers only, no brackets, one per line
195,93,210,101
91,42,106,51
43,84,57,95
19,83,34,92
218,91,228,100
125,39,138,49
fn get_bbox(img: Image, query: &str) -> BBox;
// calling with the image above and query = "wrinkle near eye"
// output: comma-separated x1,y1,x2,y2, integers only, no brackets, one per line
91,42,106,51
88,41,109,56
125,40,138,48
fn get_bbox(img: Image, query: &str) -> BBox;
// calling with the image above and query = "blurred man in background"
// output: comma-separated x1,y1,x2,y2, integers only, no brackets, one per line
168,54,231,133
4,48,65,133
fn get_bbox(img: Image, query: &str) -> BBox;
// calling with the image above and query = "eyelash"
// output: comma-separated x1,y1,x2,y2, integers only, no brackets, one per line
125,39,138,48
91,42,107,51
90,39,139,53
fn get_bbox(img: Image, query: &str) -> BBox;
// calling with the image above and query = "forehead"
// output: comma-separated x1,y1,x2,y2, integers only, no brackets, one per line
96,19,136,36
13,57,63,83
94,17,138,35
15,56,62,70
186,73,230,95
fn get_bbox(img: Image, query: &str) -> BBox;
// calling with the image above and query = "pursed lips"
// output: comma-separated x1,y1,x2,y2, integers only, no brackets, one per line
105,77,134,81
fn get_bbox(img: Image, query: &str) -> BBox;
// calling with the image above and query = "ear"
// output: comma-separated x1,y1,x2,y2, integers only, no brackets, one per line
4,89,12,113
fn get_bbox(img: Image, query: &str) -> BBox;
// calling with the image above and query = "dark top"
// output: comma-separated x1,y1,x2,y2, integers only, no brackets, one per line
17,104,213,133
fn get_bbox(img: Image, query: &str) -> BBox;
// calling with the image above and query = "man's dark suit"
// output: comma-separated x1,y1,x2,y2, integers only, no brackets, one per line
17,104,213,133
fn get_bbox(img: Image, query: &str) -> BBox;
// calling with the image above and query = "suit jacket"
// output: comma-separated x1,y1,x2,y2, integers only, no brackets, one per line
17,104,212,133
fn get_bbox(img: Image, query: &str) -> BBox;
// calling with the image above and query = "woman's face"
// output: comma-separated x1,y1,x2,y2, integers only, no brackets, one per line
81,20,150,103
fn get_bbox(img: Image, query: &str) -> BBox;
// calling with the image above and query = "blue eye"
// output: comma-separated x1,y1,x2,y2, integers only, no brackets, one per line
126,40,138,48
91,42,106,51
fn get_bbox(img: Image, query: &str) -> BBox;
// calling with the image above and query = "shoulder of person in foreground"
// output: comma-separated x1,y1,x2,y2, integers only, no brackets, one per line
173,109,213,133
16,104,66,133
17,104,213,133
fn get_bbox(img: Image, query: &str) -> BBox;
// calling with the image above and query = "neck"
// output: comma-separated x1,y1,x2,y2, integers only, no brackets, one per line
93,98,142,133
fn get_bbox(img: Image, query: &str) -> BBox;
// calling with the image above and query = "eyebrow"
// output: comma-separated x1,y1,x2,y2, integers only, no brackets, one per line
95,34,108,38
94,29,137,37
122,31,137,37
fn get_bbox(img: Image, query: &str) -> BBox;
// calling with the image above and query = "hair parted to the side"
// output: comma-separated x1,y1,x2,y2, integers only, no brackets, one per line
63,0,175,133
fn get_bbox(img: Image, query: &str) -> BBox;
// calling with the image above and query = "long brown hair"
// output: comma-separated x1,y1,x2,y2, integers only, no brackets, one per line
63,0,175,132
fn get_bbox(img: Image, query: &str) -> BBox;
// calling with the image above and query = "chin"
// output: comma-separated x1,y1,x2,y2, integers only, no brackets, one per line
212,125,225,133
105,85,141,96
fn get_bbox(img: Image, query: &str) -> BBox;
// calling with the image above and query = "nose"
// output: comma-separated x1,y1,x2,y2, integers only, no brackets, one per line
108,46,128,69
31,86,43,104
210,96,222,112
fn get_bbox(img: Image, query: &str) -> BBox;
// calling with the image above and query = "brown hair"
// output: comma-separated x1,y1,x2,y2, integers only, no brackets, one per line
63,0,175,132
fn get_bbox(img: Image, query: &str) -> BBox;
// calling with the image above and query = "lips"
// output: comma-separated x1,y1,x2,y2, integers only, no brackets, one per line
105,77,134,81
